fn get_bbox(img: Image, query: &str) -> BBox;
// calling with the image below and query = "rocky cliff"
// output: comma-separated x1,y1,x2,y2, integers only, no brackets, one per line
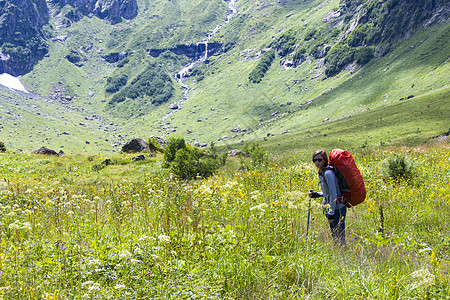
52,0,138,24
0,0,138,76
0,0,49,76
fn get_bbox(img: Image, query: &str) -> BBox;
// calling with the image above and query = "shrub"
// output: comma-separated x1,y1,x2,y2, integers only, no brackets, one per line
164,139,225,180
147,137,165,153
324,43,355,77
304,28,317,41
108,63,174,105
0,140,6,152
164,137,187,164
242,142,267,168
356,46,375,65
381,154,415,182
272,30,297,57
105,74,128,93
248,50,276,83
65,50,83,64
117,57,129,68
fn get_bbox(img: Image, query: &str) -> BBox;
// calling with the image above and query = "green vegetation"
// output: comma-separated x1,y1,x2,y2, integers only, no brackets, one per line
248,50,276,83
109,63,174,106
163,137,225,179
0,143,448,298
105,74,128,94
381,153,416,182
0,140,5,152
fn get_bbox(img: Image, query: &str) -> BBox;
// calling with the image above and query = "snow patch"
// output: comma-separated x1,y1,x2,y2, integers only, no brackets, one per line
0,73,28,93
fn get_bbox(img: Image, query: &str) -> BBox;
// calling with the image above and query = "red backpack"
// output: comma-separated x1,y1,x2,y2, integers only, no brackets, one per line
328,149,366,207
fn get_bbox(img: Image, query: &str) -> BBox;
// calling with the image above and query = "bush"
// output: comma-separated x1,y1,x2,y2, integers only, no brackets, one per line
147,137,165,153
117,57,129,68
381,154,415,182
109,63,174,105
164,137,187,164
0,140,6,152
164,138,225,180
242,142,267,168
105,74,128,93
248,50,276,83
356,46,375,65
271,30,297,57
324,43,355,77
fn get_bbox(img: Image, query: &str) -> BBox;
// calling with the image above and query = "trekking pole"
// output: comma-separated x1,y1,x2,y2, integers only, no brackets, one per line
306,190,312,239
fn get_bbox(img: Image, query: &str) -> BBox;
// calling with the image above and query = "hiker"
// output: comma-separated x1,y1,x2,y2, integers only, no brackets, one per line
308,150,346,246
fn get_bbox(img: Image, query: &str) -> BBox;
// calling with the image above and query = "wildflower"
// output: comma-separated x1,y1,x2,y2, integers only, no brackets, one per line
158,235,171,243
118,250,132,259
87,259,100,266
88,283,100,292
21,222,32,231
410,269,435,289
130,259,142,264
114,283,126,289
250,203,268,212
8,222,20,230
82,281,94,287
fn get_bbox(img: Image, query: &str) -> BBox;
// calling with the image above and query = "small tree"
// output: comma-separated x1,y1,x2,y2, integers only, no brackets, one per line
164,137,187,164
381,154,415,182
242,142,267,169
164,138,225,180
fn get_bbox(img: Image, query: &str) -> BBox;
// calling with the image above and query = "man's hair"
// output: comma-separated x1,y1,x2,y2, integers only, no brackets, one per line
312,149,328,164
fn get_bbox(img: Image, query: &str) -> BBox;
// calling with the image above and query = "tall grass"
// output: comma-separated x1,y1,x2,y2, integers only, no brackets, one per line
0,143,448,298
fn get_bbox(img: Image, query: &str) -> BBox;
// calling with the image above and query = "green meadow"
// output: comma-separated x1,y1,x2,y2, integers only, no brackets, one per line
0,141,448,299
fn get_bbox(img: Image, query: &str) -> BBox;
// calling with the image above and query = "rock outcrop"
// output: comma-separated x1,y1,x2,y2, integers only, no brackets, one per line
149,42,223,61
121,138,150,153
52,0,138,24
0,0,49,76
32,146,59,156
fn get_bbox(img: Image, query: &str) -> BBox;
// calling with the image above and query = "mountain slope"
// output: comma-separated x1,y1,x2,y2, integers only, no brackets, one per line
0,0,448,152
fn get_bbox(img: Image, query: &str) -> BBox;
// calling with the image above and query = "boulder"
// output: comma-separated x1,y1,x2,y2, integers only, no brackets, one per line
121,138,150,153
32,146,58,156
132,154,145,162
227,149,242,156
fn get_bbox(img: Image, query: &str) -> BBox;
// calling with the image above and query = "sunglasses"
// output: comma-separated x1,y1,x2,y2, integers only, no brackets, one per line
312,158,323,162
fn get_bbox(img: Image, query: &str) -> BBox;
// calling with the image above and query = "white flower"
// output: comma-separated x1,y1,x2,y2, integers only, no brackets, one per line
88,283,100,292
21,222,32,231
130,259,142,264
118,250,132,259
250,203,268,212
8,222,20,230
114,283,126,289
410,269,435,289
158,235,171,243
87,259,100,266
82,281,94,287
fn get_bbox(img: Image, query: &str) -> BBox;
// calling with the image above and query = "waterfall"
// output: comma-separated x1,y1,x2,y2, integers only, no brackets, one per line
162,0,237,125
